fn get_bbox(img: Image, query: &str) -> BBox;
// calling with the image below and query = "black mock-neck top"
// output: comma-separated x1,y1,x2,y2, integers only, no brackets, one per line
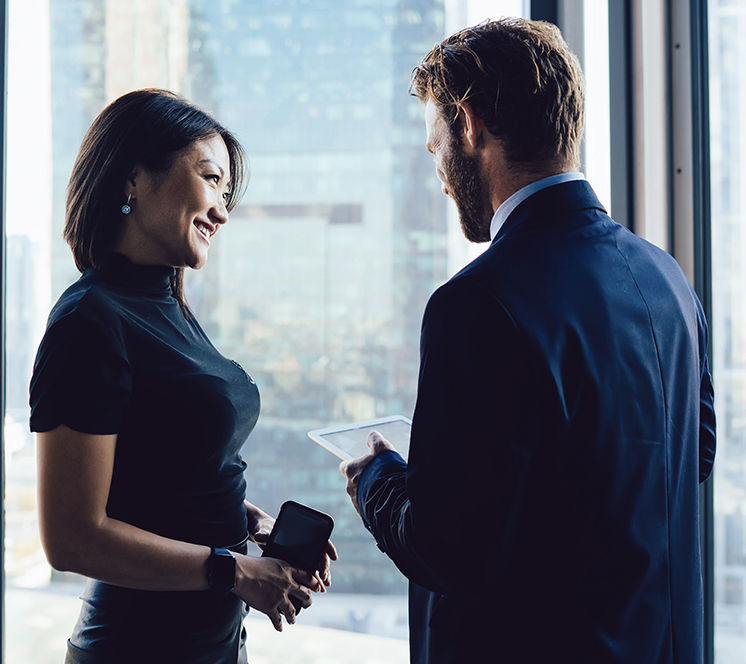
30,253,259,548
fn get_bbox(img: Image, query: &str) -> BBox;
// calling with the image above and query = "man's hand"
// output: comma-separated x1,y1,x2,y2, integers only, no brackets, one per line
339,431,397,516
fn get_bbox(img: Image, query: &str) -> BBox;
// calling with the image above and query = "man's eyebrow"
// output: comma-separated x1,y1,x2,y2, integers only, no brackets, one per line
425,141,435,154
199,159,225,178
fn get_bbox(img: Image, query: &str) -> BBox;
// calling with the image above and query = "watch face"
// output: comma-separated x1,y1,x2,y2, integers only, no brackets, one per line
208,548,236,593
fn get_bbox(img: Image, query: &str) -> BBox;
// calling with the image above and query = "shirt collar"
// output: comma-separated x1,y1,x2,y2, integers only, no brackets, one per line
489,172,586,240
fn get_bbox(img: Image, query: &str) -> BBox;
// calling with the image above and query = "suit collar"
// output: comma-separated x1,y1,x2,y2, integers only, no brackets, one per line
489,172,586,239
491,179,607,245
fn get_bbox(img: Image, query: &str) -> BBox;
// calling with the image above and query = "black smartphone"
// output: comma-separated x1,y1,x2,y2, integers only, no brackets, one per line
261,500,334,597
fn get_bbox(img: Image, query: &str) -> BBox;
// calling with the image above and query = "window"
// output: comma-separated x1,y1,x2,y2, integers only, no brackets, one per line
709,0,746,660
3,1,527,661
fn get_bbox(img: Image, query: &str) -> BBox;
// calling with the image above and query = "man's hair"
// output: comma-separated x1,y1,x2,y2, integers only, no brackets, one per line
64,88,248,315
410,18,585,172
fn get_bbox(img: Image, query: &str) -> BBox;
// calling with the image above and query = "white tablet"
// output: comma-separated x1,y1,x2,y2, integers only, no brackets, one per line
308,415,412,461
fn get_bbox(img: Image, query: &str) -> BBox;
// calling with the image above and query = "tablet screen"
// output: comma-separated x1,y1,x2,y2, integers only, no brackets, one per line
308,416,411,460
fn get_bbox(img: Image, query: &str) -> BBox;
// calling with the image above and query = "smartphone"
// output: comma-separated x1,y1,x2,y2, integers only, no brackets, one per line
262,500,334,573
262,501,334,613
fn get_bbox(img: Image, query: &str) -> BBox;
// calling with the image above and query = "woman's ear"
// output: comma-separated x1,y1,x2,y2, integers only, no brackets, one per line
124,165,143,198
458,102,485,150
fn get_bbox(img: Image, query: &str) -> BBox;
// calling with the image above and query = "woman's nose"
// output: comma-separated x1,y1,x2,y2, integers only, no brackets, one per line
211,197,229,226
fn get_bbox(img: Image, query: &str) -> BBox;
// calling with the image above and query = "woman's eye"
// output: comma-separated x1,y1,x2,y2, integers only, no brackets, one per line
206,174,220,184
222,191,231,202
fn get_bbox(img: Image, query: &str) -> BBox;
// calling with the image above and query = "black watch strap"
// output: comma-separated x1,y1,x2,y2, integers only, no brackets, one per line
207,547,236,594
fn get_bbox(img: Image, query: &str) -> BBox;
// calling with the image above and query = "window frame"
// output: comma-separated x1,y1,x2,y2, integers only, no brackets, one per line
686,1,714,661
536,0,716,659
1,0,8,660
0,1,717,661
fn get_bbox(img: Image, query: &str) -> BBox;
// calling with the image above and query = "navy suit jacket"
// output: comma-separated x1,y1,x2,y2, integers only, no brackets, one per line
358,180,716,663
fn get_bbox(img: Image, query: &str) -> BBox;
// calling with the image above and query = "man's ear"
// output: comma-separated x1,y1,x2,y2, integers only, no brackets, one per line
458,102,484,150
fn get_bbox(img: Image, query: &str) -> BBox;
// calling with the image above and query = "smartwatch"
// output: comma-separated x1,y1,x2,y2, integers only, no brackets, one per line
207,547,236,594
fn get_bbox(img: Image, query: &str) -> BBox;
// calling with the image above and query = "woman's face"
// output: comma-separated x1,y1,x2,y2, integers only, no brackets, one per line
119,134,232,269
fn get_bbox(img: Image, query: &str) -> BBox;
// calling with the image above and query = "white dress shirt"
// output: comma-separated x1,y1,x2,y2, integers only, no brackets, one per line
489,172,586,240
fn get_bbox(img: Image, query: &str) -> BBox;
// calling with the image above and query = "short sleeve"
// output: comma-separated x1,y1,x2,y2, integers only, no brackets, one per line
29,310,133,434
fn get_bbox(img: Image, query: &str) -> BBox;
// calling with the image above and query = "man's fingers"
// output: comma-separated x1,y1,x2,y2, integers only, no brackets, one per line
339,458,354,476
339,455,369,479
340,432,395,478
367,430,396,454
366,430,383,449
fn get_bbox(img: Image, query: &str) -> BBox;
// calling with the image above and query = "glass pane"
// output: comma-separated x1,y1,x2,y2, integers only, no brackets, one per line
582,0,610,212
709,0,746,661
4,1,529,662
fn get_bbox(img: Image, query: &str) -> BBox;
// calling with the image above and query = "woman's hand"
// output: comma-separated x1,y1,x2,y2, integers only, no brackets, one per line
244,500,337,616
246,500,339,587
232,554,320,631
316,539,338,589
244,501,274,549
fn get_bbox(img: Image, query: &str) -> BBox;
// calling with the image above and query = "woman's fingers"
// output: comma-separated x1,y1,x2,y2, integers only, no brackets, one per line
277,597,297,625
269,607,284,632
289,585,313,610
234,555,323,632
317,539,338,586
313,571,327,592
291,567,321,592
326,539,339,561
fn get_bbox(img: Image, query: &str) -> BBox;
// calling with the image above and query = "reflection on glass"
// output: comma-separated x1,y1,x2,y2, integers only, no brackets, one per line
4,1,527,662
709,0,746,661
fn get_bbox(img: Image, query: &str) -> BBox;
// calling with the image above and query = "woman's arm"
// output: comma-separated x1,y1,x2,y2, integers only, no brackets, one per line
37,424,319,630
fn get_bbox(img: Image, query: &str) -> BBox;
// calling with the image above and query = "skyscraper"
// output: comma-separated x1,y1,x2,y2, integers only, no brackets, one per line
182,0,447,593
46,0,448,594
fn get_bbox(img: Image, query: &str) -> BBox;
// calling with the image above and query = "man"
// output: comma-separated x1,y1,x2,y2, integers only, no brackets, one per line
340,18,716,664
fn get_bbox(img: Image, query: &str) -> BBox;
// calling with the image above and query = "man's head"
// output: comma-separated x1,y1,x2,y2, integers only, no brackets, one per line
412,18,585,241
412,18,585,171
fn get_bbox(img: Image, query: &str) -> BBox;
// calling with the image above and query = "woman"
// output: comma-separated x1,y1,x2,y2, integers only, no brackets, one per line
30,89,335,663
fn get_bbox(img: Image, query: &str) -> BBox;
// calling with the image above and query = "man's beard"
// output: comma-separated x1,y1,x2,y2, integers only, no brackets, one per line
444,135,494,243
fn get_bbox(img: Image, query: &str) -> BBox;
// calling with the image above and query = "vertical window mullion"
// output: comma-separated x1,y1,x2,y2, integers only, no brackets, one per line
689,0,714,660
1,0,8,659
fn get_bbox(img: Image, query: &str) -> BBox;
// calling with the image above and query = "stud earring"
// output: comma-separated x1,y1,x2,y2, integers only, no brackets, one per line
121,194,132,215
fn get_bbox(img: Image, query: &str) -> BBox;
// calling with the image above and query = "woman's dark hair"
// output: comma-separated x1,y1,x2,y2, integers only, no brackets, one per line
64,88,248,314
410,18,585,172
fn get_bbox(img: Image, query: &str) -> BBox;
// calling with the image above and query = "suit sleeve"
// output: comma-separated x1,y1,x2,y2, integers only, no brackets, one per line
697,308,716,483
357,277,534,597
